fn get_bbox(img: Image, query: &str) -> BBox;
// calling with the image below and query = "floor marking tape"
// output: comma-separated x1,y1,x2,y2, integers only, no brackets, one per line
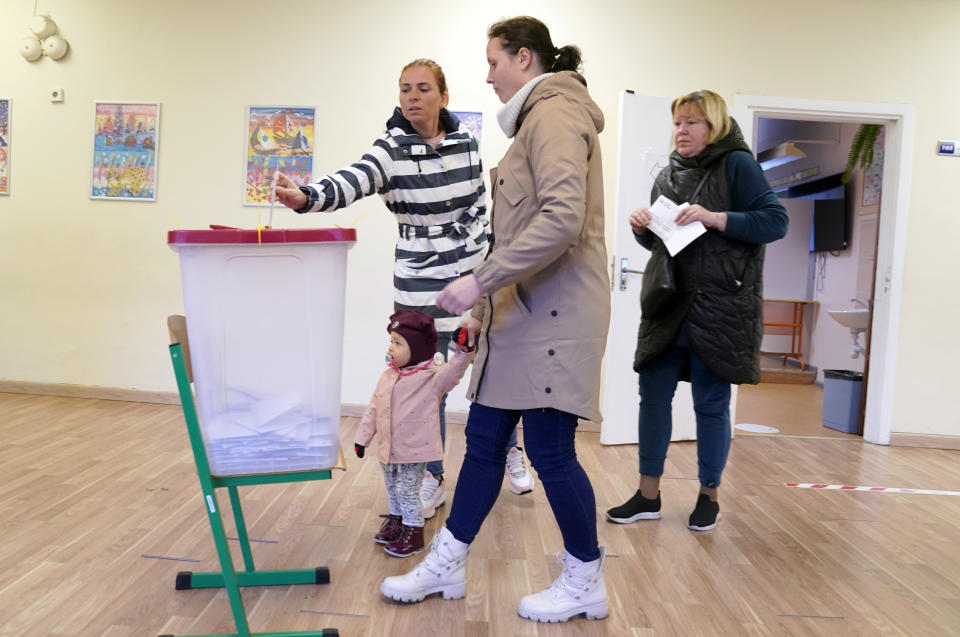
300,610,370,619
777,614,844,620
785,482,960,496
226,536,278,544
140,553,202,562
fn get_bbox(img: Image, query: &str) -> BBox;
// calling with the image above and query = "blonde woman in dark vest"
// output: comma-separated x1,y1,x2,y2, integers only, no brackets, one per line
607,90,787,532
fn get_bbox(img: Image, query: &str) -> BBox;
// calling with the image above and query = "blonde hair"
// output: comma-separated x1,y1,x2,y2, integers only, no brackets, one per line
671,90,730,145
399,58,448,96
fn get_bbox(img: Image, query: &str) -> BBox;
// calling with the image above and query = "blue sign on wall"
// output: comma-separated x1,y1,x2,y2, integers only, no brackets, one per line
938,141,958,156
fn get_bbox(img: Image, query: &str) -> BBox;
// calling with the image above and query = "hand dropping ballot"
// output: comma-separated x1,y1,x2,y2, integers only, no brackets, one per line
647,195,707,256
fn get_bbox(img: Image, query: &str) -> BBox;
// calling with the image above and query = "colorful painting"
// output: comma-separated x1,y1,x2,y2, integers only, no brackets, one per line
0,98,9,196
451,110,482,149
244,106,315,206
862,126,885,207
91,102,159,201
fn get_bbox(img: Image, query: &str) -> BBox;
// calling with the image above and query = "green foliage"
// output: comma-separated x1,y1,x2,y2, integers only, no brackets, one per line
842,124,882,184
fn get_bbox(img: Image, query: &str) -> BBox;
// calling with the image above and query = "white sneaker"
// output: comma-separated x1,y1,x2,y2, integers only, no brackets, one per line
380,526,470,602
517,548,609,623
505,446,535,495
419,471,446,519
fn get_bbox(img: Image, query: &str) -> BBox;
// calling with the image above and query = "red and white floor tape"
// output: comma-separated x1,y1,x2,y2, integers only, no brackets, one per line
786,482,960,496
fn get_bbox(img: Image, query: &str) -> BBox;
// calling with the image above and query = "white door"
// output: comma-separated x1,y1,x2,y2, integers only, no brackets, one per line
600,92,751,445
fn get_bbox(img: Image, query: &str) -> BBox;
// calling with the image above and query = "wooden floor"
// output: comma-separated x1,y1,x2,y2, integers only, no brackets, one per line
735,382,860,439
2,390,959,637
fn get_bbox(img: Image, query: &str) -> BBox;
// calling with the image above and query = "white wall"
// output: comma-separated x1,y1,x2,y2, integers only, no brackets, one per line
764,199,814,301
761,198,814,357
1,0,958,437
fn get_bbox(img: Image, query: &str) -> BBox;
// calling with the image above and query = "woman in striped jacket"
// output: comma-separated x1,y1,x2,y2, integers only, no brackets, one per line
275,58,533,514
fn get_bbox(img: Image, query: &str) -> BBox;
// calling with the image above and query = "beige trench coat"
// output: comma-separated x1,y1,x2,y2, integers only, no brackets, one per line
467,72,609,422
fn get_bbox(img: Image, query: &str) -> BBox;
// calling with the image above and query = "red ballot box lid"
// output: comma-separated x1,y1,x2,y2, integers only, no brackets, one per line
168,225,356,245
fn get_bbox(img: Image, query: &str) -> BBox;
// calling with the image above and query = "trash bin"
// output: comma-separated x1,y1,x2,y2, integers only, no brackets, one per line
822,369,863,434
168,226,356,476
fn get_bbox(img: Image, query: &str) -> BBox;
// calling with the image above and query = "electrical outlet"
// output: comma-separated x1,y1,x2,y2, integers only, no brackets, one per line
50,88,64,102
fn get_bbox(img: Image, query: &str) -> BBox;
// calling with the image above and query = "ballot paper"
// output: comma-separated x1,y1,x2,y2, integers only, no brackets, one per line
647,195,707,256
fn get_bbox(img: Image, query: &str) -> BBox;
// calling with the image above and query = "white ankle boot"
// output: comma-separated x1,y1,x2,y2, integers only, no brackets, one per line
380,525,470,602
517,548,608,622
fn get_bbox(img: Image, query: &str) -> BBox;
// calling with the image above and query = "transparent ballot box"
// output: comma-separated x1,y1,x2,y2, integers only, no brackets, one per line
168,226,356,476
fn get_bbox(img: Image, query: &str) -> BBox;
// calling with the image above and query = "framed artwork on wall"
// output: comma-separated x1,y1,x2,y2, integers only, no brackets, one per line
244,106,316,206
0,98,9,196
451,110,483,149
91,101,160,201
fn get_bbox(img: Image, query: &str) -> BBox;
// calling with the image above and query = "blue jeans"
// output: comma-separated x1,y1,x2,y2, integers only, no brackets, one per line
445,403,600,562
638,344,731,488
426,336,519,478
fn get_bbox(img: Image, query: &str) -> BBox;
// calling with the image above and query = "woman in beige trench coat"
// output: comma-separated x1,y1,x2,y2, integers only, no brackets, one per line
379,15,611,624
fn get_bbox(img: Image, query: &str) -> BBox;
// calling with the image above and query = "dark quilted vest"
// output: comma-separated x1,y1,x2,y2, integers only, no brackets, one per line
633,119,764,385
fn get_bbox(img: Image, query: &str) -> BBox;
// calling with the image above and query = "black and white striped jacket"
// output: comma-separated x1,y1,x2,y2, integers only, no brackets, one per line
298,108,488,337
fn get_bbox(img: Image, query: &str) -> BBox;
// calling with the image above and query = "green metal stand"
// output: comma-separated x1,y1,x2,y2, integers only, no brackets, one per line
165,343,338,637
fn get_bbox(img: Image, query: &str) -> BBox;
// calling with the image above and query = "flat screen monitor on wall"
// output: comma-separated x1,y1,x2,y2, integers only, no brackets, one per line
810,198,849,252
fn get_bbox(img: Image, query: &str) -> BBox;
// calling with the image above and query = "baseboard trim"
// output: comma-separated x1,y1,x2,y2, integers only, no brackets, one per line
1,381,601,432
760,354,814,372
0,379,181,404
889,433,960,451
0,380,474,424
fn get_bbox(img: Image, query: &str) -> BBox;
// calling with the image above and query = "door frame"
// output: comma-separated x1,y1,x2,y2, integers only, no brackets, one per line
736,94,915,446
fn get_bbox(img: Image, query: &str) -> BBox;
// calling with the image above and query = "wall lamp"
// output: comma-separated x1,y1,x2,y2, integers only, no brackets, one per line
20,15,69,61
758,141,807,171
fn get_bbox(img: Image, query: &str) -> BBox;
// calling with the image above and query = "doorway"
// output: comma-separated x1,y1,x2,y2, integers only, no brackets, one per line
744,117,882,439
736,94,914,445
598,94,913,447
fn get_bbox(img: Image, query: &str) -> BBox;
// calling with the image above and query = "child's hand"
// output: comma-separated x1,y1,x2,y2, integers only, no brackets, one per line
452,327,475,352
453,317,481,352
354,443,366,458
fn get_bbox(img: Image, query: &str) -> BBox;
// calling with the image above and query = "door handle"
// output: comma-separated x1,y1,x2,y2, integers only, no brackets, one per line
618,257,644,291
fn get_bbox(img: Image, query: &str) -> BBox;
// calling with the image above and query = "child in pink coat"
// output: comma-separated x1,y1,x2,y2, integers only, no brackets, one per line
354,309,473,557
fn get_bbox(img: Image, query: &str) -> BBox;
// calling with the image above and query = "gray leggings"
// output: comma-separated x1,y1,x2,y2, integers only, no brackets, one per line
382,462,426,527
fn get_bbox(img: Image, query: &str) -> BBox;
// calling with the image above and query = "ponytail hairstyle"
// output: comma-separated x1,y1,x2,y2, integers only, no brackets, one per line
487,16,582,74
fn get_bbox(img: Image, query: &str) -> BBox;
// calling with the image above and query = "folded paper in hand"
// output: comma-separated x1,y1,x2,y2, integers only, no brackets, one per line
647,195,707,256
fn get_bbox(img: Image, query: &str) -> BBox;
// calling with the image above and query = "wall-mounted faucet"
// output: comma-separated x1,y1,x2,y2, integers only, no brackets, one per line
851,297,870,308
